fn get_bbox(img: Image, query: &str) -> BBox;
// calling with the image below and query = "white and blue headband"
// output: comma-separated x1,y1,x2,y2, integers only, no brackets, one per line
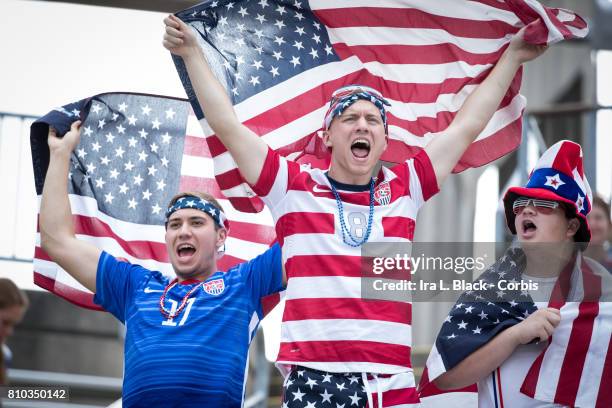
165,195,229,231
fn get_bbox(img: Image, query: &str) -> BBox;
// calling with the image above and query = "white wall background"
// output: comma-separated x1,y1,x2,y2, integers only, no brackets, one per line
0,0,186,117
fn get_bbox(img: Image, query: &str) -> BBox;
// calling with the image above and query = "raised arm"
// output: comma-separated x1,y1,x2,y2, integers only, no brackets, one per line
163,14,268,185
434,307,560,390
425,27,548,188
39,121,101,292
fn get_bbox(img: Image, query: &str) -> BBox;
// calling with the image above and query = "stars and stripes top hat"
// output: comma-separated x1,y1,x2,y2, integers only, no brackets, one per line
503,140,592,243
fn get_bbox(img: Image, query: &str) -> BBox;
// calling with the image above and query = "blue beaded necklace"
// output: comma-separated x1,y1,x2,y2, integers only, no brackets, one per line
328,176,375,247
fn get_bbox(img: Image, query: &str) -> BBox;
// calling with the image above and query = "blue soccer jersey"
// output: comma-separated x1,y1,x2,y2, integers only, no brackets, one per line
93,243,283,407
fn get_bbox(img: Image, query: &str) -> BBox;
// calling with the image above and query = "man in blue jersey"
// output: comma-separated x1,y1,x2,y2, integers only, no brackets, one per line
39,120,284,407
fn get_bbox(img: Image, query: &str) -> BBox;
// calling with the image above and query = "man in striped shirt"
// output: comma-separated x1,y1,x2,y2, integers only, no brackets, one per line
164,14,547,407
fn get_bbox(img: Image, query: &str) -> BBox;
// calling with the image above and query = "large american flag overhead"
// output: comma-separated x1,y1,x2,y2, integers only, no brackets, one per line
30,93,276,309
172,0,588,213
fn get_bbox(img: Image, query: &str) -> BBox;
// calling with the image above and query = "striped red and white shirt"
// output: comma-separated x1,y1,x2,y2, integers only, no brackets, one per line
252,147,439,377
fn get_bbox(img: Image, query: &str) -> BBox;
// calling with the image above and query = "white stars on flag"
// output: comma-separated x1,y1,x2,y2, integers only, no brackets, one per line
69,94,184,220
133,174,143,186
91,104,103,115
77,148,87,159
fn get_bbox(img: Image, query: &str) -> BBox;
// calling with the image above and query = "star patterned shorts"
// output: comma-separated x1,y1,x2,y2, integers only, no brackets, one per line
282,366,367,408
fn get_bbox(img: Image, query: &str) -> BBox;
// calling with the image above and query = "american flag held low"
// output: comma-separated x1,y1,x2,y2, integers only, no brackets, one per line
30,93,278,311
172,0,588,213
419,248,612,407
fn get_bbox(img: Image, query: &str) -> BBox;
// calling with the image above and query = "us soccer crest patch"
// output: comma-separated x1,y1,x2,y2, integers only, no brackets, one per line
203,278,225,296
374,181,391,205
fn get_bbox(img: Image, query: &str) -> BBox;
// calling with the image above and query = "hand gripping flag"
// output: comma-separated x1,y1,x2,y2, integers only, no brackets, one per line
171,0,588,213
419,247,612,408
30,93,278,310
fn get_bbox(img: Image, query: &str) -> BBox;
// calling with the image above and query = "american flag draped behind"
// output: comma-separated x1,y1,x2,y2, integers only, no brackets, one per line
30,93,277,310
419,247,612,408
171,0,588,213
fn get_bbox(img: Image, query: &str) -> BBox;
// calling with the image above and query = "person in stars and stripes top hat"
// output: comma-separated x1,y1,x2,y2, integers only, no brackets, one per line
423,140,612,408
502,139,592,246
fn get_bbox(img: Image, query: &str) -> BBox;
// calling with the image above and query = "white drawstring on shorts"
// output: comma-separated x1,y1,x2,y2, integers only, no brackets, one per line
361,372,383,408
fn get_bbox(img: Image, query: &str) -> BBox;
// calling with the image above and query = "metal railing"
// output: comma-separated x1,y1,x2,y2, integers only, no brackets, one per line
4,368,121,408
5,330,271,407
7,369,122,392
0,111,38,264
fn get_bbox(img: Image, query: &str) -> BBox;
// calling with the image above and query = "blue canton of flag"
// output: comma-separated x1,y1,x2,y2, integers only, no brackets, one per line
32,93,190,225
31,99,87,193
173,0,339,118
66,94,190,225
432,247,538,371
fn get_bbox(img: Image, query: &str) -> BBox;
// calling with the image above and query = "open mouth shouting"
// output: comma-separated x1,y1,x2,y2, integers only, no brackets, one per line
520,218,537,239
176,243,197,261
351,138,371,160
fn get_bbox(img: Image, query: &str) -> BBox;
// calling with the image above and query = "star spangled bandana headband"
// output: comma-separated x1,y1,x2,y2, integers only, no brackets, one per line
165,195,229,231
323,85,391,132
